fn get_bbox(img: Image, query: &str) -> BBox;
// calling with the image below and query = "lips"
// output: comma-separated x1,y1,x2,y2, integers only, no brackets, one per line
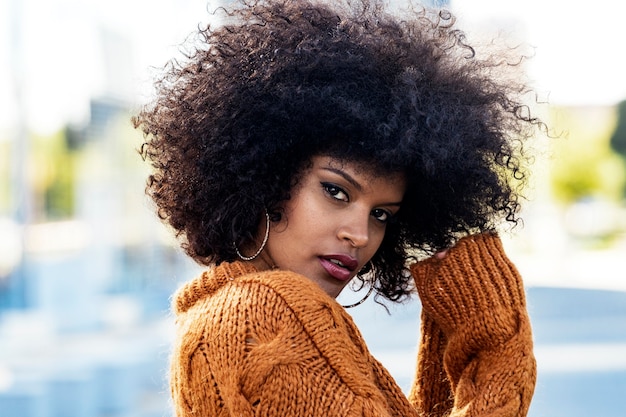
319,254,358,281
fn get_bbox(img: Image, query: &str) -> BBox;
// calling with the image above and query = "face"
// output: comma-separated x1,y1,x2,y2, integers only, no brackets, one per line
251,156,406,298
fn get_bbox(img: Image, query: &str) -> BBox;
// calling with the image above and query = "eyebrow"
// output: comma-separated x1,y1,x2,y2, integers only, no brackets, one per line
322,166,363,191
321,166,403,206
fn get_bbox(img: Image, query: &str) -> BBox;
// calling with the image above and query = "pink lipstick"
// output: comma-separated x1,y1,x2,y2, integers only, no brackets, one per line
319,254,358,281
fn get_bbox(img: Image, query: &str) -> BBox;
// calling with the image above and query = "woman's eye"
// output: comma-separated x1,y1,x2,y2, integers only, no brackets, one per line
322,183,349,202
371,208,391,223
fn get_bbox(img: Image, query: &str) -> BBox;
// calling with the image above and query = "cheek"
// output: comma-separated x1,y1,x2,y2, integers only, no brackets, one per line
274,198,324,240
291,193,329,229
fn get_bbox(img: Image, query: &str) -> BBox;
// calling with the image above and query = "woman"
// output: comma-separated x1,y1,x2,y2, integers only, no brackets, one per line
133,0,541,416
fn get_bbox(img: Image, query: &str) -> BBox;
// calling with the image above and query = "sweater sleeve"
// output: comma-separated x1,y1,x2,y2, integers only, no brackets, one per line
408,233,537,417
169,275,409,417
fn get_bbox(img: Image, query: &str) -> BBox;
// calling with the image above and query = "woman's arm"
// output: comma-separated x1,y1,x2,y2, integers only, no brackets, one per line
409,233,537,417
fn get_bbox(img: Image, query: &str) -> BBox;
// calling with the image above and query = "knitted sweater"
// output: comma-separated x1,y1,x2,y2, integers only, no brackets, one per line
169,233,536,417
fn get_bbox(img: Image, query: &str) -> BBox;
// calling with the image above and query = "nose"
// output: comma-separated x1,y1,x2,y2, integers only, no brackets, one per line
337,212,369,248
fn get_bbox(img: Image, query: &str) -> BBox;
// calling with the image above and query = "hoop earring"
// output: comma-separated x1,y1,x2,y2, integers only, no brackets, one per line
341,285,374,309
234,211,270,261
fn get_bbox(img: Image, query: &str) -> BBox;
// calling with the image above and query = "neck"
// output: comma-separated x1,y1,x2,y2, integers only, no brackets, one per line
249,252,277,272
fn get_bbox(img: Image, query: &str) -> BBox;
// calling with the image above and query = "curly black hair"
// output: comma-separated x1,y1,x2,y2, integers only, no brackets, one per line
133,0,544,302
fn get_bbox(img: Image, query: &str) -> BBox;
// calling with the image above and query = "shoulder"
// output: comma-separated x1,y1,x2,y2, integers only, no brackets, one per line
170,267,390,411
239,269,337,311
183,268,332,317
175,266,369,359
172,261,326,316
173,267,338,340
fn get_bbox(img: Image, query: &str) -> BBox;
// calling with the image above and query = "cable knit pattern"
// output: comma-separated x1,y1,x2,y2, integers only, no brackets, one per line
169,233,536,417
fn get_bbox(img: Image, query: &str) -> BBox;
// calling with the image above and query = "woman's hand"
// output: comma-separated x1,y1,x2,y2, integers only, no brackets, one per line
411,233,525,342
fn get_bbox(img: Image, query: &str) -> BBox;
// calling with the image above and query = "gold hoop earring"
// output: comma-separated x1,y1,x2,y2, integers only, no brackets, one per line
234,211,270,261
341,285,374,309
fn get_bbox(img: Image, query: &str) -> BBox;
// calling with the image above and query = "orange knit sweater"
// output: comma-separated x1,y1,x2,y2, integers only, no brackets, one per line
170,233,536,417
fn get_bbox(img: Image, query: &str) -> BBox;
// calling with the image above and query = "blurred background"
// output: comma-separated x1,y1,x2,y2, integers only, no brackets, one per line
0,0,625,416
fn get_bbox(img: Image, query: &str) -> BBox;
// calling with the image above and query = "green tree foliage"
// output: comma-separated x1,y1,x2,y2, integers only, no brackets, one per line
550,106,626,204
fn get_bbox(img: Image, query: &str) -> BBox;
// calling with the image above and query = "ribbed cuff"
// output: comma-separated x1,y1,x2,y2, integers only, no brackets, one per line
411,233,526,341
